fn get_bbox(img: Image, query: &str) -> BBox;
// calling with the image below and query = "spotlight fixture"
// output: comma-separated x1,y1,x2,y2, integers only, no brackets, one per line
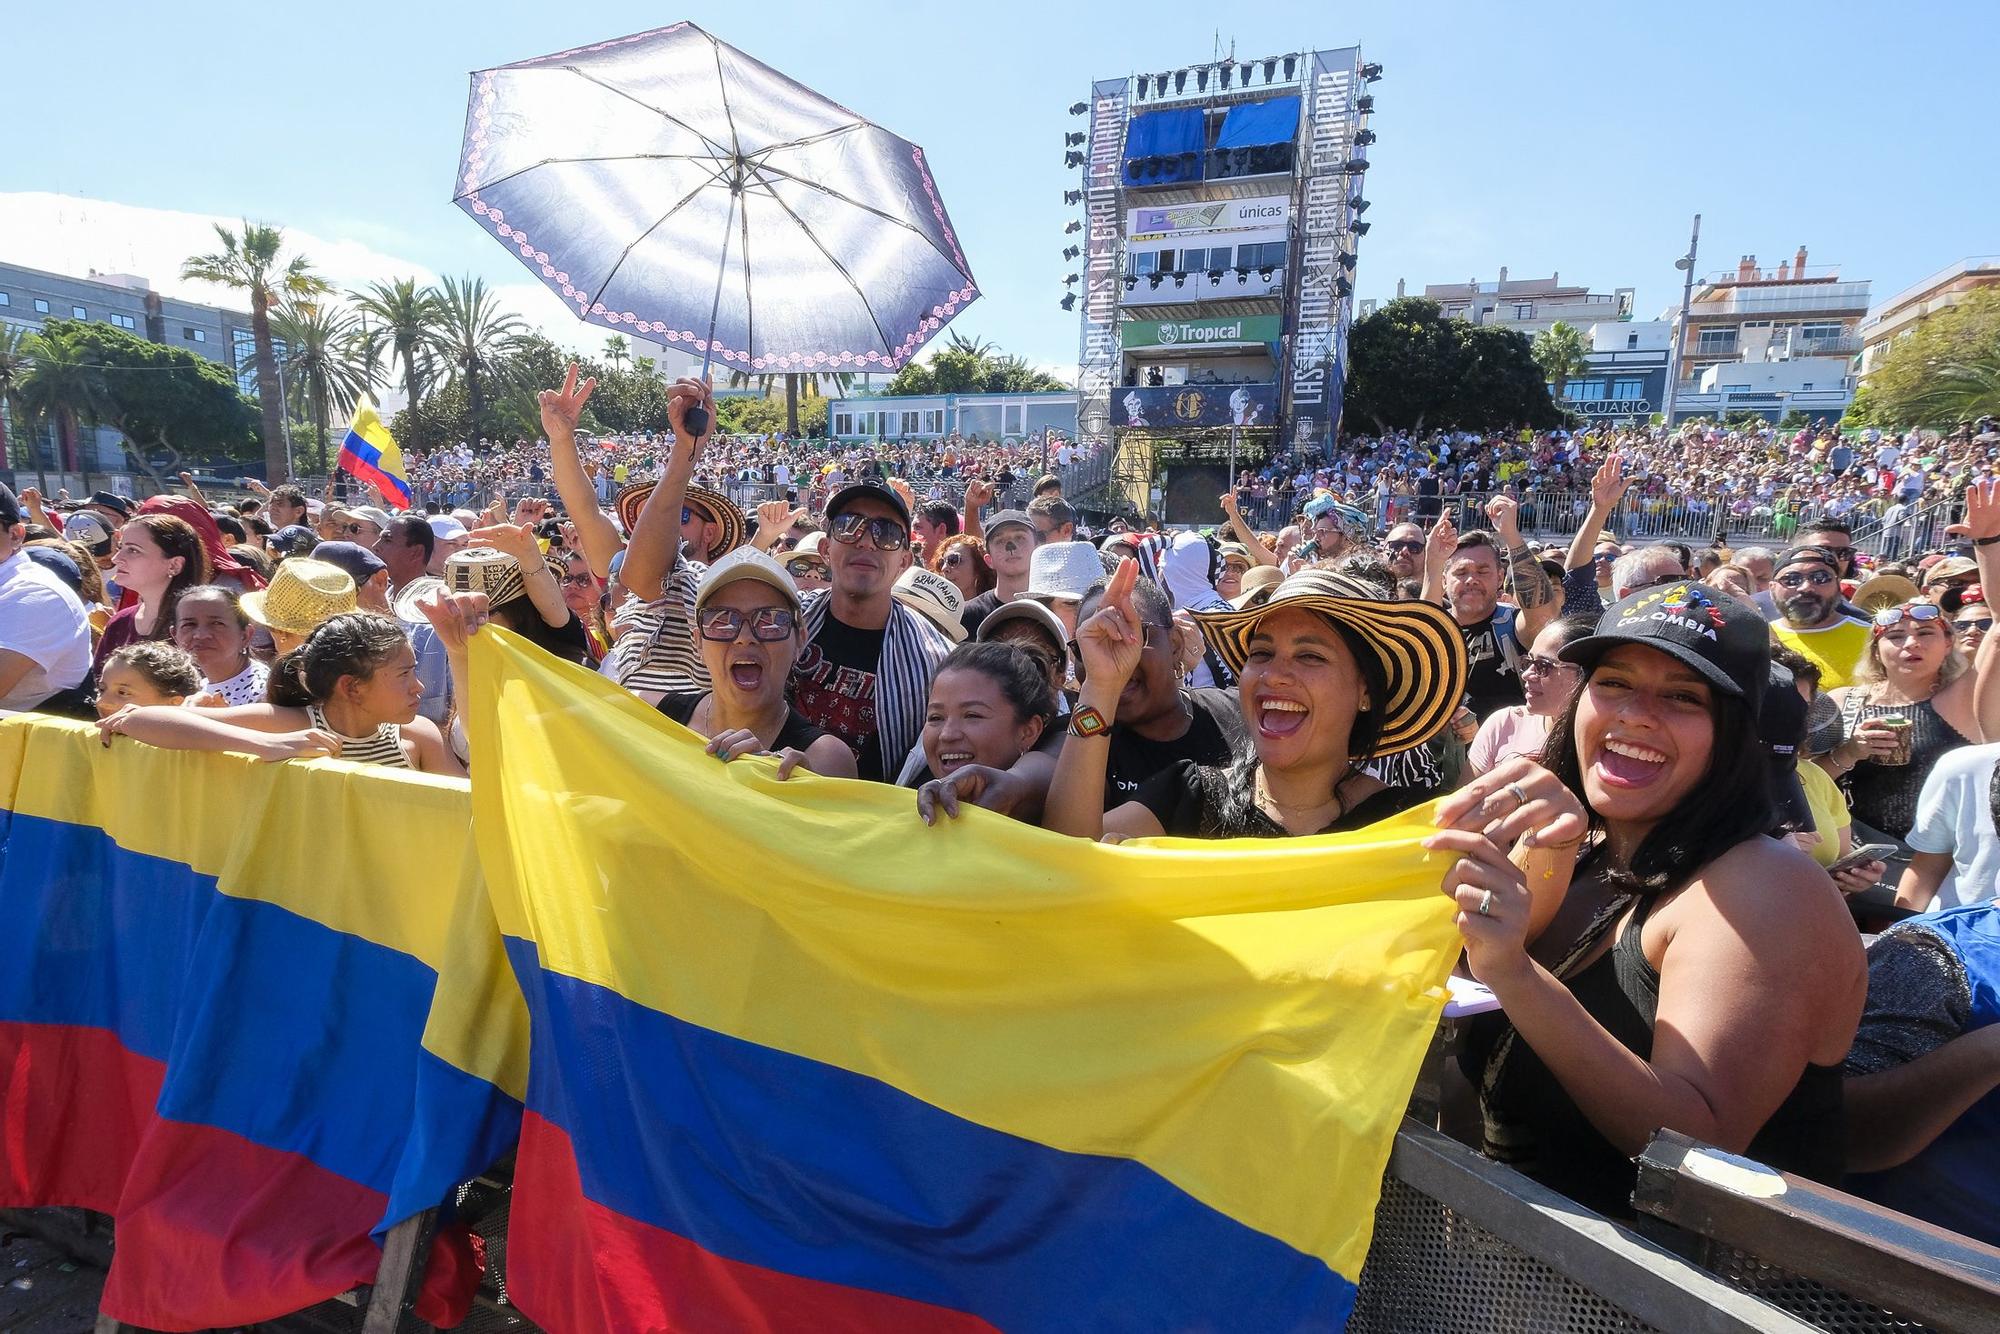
1064,190,1082,205
1135,76,1148,98
1338,253,1357,271
1064,220,1081,234
1174,70,1187,94
1063,273,1081,285
1196,67,1209,91
1124,276,1138,290
1356,95,1374,113
1062,246,1080,261
1173,272,1187,287
1064,151,1084,168
1064,132,1085,147
1361,62,1383,81
1263,59,1277,83
1149,274,1164,289
1283,55,1297,80
1208,269,1223,285
1259,266,1275,281
1334,276,1352,298
1060,293,1077,312
1353,197,1371,213
1352,221,1371,236
1341,160,1368,175
1068,102,1087,115
1235,269,1249,285
1219,65,1233,88
1355,129,1376,146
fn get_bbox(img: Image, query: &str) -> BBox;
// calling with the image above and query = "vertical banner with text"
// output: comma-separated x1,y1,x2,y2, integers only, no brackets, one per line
1077,79,1130,449
1284,49,1360,457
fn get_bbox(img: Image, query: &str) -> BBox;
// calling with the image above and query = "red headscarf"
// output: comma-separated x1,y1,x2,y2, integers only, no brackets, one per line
116,495,267,608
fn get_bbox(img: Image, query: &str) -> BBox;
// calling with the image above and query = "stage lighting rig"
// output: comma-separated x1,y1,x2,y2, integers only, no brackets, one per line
1064,190,1082,205
1063,273,1080,285
1352,221,1370,236
1064,151,1084,168
1355,129,1376,146
1352,197,1371,213
1063,246,1080,260
1068,102,1087,115
1356,95,1374,113
1341,160,1368,175
1065,221,1081,234
1064,132,1085,147
1361,62,1383,81
1060,293,1076,311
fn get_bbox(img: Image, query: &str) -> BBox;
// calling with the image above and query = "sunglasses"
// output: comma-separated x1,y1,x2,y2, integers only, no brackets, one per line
942,551,971,568
1384,540,1424,555
1776,569,1837,589
1872,603,1943,634
829,513,910,550
697,606,798,642
559,573,597,588
1957,616,1993,633
783,557,828,579
1521,654,1579,678
1810,544,1855,564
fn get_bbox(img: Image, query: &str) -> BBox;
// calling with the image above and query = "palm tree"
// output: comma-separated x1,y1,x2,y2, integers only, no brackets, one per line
17,326,114,482
273,301,372,473
1531,321,1592,405
0,325,31,477
726,369,856,435
353,278,443,413
1907,353,2000,426
180,221,329,483
944,330,995,362
434,275,531,434
603,334,631,372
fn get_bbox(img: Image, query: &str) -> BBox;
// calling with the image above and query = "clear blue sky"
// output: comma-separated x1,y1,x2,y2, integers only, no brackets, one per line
9,1,1994,370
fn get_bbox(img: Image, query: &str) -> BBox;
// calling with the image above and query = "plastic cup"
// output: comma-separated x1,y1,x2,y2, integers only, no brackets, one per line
1876,716,1913,766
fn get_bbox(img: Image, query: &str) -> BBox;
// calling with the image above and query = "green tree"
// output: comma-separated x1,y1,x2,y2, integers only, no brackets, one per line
354,278,443,412
0,324,31,477
180,221,329,483
981,354,1069,394
603,334,630,372
1344,298,1561,433
435,275,531,436
1530,321,1591,403
1858,287,2000,428
391,379,471,457
33,320,260,486
16,324,114,478
725,368,857,436
272,300,371,473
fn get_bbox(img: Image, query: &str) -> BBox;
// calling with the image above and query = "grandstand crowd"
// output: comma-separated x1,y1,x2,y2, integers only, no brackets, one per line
3,368,1996,1246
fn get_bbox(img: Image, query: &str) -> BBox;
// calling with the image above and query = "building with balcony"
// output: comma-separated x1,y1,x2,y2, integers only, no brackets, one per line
1673,246,1869,384
0,260,259,480
1413,269,1634,336
1859,256,2000,377
826,391,1077,445
1071,46,1370,521
1668,356,1855,427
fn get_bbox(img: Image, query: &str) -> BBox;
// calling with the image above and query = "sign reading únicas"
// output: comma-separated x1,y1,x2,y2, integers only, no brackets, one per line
1123,315,1282,349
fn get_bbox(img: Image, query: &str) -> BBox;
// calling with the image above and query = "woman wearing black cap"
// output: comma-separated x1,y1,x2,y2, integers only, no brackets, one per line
1439,581,1865,1216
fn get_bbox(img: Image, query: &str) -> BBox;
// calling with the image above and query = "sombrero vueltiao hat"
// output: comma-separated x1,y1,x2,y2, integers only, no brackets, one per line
1851,573,1920,614
614,482,745,563
1191,568,1468,756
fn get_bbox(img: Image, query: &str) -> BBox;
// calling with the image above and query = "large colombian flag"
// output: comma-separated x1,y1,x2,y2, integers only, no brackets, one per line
0,716,524,1329
468,629,1460,1332
337,395,412,507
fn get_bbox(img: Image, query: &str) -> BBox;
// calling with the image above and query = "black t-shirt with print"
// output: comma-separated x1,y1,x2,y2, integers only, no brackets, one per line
1104,688,1248,807
1458,606,1525,720
790,613,887,780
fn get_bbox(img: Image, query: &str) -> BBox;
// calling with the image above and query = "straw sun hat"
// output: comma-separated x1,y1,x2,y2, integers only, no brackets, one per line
1191,567,1468,756
614,482,745,562
239,558,357,638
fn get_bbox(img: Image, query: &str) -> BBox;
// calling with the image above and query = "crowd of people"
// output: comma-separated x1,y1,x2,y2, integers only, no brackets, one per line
5,366,1998,1252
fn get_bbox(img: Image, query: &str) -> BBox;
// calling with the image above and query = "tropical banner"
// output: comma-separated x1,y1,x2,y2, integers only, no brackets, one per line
1123,314,1284,348
467,628,1457,1332
0,717,522,1329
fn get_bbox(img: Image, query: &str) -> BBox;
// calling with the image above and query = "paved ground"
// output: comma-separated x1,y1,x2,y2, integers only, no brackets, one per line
0,1225,110,1334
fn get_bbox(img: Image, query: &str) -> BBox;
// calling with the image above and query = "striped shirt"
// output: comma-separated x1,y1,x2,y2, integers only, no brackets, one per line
795,589,952,783
306,703,412,769
602,559,710,697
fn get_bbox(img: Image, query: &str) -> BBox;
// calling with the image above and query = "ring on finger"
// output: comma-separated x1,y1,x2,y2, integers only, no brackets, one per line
1477,889,1493,917
1504,781,1528,808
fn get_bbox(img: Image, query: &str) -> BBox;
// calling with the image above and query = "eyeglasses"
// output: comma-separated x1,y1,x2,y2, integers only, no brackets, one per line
829,513,910,550
337,522,368,536
559,573,596,588
1810,544,1854,565
697,606,798,642
1522,654,1579,678
1956,617,1993,633
783,557,828,579
1384,540,1424,555
1775,569,1837,589
1872,603,1943,633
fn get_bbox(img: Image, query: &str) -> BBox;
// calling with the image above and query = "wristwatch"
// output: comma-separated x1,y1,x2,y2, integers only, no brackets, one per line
1069,705,1111,738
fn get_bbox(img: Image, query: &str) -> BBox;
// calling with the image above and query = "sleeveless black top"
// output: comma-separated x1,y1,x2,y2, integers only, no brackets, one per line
1461,893,1846,1218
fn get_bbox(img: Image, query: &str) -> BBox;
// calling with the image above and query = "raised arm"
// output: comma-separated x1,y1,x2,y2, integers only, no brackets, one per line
961,478,994,542
1219,491,1278,566
540,364,624,579
1487,494,1557,641
620,378,711,600
1567,453,1627,572
1042,559,1164,841
1420,513,1456,607
1962,480,2000,740
465,522,569,629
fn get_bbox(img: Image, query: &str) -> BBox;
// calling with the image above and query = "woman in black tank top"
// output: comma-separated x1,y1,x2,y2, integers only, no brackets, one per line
1432,583,1865,1215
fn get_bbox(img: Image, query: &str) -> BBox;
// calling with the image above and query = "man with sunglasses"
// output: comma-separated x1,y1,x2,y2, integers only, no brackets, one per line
1768,545,1872,689
788,477,953,783
1380,522,1426,584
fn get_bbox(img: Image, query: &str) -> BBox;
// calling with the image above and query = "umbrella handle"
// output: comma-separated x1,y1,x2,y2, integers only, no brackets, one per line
679,188,738,441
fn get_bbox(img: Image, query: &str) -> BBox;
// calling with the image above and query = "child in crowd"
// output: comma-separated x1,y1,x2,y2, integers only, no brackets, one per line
95,642,203,717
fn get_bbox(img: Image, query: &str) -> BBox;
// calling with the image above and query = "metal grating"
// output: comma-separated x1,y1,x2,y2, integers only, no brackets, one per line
1349,1177,1663,1334
1703,1246,1934,1334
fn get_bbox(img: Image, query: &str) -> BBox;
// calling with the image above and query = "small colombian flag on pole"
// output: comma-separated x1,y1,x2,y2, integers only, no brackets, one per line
336,397,412,507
